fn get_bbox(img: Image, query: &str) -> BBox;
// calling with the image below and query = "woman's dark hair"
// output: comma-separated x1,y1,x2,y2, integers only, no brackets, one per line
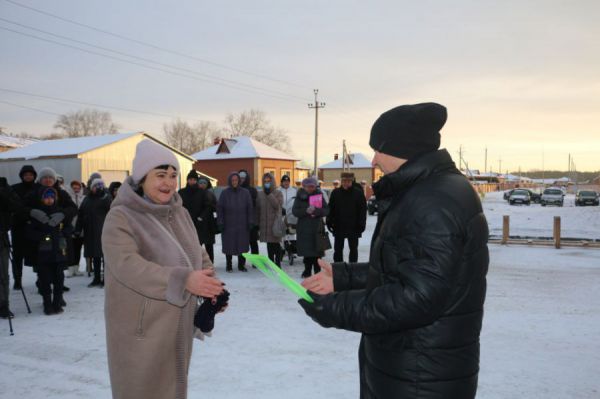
134,164,177,196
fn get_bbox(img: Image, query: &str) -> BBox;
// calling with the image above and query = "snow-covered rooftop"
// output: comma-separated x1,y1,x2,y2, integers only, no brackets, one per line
192,136,298,161
319,153,372,169
0,132,139,160
0,135,39,148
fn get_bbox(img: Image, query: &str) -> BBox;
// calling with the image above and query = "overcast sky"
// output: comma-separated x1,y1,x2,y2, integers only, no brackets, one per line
1,0,599,172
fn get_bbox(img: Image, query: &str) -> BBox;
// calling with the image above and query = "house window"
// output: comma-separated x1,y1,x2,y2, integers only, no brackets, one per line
263,168,276,177
281,169,291,178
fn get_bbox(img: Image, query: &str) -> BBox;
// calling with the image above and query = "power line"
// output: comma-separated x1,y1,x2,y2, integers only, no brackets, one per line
0,99,61,116
0,87,205,122
3,0,309,90
0,18,309,103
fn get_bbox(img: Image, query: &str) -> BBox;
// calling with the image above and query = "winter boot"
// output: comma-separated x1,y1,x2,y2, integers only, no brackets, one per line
43,295,54,315
226,258,233,273
238,257,248,272
52,291,64,314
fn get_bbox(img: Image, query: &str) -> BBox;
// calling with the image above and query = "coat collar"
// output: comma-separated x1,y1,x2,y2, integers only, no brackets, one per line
372,149,458,201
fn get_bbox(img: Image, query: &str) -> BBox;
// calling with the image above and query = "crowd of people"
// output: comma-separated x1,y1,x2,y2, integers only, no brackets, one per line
0,160,369,319
0,165,119,317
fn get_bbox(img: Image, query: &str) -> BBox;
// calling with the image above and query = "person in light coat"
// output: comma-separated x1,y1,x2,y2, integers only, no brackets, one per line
102,140,226,399
256,173,284,265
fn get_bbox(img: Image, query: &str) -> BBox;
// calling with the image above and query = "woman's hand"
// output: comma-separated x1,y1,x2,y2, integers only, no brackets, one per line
185,269,224,298
301,259,334,294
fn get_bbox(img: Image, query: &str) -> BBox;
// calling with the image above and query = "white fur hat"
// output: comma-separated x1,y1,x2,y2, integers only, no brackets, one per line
132,139,180,184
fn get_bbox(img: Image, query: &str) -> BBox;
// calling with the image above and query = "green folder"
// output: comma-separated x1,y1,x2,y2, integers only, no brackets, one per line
242,253,314,303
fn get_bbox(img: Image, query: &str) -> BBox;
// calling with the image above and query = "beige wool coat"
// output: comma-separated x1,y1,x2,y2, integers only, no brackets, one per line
256,189,284,243
102,177,213,399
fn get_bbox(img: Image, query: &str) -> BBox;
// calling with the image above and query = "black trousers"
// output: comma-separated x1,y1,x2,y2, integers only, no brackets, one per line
266,242,282,266
333,235,359,263
303,257,321,275
226,255,246,268
250,227,259,254
11,245,24,284
70,236,84,266
38,262,64,300
204,243,214,263
91,257,103,282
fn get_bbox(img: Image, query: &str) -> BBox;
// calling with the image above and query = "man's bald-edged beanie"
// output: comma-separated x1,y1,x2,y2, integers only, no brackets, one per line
369,102,447,160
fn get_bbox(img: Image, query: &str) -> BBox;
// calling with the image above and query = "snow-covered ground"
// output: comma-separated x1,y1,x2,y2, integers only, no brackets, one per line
483,191,600,240
1,213,600,398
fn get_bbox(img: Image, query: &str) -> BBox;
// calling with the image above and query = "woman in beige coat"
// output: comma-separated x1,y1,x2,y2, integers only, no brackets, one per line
102,140,225,399
256,173,284,266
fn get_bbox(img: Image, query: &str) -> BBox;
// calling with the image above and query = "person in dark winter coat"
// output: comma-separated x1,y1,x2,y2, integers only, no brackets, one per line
0,178,24,318
239,169,259,255
217,172,253,272
326,172,367,263
292,177,329,278
23,167,77,296
108,181,122,199
178,170,212,257
256,173,284,265
299,103,489,399
75,178,112,287
26,187,71,315
9,164,40,289
198,177,217,263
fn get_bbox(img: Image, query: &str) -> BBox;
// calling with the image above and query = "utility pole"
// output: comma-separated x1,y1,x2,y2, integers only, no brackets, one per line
498,158,502,176
484,147,488,174
308,89,325,177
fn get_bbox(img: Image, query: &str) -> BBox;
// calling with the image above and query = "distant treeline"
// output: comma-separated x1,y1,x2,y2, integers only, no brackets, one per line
513,170,600,181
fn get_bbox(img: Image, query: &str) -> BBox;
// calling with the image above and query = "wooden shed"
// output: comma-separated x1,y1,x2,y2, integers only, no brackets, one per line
0,132,215,188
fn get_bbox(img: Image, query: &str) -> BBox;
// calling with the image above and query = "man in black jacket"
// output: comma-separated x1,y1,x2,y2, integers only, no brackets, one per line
327,172,367,263
1,178,25,318
299,103,489,399
10,164,39,289
239,169,260,255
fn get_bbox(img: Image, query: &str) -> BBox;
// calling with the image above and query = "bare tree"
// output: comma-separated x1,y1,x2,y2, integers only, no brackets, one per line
163,119,219,154
54,109,119,137
223,109,291,152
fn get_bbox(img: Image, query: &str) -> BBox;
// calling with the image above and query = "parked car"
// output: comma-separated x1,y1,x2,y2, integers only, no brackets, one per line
541,188,564,207
504,188,541,203
575,190,599,206
509,189,531,205
367,195,378,215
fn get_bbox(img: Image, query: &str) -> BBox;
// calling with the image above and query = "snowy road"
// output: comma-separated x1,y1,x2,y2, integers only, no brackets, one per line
1,214,599,398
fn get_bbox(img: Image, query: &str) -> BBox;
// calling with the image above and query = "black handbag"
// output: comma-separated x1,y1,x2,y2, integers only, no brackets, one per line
317,220,332,253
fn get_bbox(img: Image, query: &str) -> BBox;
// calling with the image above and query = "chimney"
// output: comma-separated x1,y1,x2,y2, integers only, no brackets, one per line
213,137,221,145
334,153,338,160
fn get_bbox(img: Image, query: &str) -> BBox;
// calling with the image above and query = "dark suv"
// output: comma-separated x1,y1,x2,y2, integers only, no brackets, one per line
575,190,599,206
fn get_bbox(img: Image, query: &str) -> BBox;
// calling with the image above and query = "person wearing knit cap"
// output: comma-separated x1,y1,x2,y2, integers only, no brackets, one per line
292,176,330,278
76,177,111,287
10,165,40,290
37,167,57,186
102,138,225,398
298,102,489,398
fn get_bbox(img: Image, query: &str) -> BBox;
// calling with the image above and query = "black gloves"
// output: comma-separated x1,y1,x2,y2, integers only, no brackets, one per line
298,291,335,328
194,289,230,333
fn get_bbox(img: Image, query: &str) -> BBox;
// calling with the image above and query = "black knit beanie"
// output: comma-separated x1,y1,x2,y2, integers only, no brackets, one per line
369,102,447,159
186,170,198,180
